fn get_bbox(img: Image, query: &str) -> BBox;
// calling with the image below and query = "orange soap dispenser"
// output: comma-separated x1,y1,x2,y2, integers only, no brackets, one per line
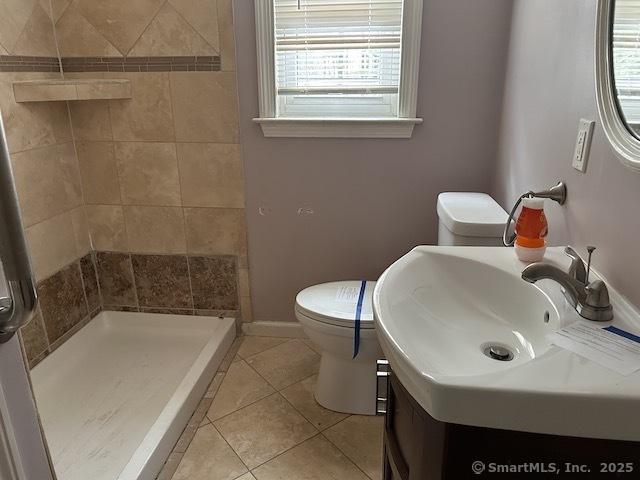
514,197,548,262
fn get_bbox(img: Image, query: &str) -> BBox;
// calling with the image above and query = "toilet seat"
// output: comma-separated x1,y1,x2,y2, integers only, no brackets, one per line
295,281,376,330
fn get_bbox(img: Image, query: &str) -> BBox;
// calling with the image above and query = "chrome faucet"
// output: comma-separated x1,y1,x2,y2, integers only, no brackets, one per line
521,246,613,322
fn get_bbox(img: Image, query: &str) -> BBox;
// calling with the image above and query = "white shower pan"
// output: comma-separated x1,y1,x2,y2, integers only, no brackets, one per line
30,310,236,480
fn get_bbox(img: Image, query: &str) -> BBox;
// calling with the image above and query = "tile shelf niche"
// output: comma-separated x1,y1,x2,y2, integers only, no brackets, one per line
13,79,132,103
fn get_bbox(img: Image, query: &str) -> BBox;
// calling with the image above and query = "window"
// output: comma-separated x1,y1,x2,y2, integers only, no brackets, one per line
613,0,640,133
254,0,423,138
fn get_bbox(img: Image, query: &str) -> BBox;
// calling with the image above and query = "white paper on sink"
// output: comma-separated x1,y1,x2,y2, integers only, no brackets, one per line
548,321,640,376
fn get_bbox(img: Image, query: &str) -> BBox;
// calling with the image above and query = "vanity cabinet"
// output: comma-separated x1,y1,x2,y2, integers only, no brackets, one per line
382,372,640,480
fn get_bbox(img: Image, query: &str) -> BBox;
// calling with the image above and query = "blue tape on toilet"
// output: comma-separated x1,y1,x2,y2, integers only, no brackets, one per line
353,280,367,358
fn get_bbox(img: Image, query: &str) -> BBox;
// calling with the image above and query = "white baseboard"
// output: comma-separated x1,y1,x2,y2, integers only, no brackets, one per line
241,321,307,338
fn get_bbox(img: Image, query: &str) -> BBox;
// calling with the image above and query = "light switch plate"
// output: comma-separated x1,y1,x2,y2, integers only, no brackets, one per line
572,119,595,173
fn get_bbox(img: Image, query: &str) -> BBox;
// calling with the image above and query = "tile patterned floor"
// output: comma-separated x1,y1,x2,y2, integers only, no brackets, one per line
157,336,384,480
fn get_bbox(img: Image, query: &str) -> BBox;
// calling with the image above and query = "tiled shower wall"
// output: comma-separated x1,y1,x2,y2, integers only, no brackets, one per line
0,0,250,368
0,1,92,368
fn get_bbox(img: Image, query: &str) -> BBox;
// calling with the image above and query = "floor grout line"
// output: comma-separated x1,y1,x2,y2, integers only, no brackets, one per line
277,376,330,430
248,432,325,473
276,390,320,433
241,339,320,393
239,337,297,363
207,353,320,424
163,334,380,480
209,389,278,425
210,422,252,473
320,430,376,480
210,393,319,473
234,336,291,359
207,386,319,472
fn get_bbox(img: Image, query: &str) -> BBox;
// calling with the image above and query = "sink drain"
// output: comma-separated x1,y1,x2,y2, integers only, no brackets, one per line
483,345,514,361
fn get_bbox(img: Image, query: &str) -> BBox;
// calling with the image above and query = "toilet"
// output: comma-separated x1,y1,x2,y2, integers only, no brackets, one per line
296,192,508,416
437,192,508,246
295,281,381,415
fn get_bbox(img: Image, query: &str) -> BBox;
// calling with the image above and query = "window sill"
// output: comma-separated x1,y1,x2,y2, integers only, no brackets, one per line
253,117,423,138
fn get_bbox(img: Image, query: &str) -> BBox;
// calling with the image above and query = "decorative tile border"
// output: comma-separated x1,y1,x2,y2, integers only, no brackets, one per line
0,55,221,73
18,250,240,370
61,56,221,72
19,253,101,368
95,252,240,314
0,55,60,72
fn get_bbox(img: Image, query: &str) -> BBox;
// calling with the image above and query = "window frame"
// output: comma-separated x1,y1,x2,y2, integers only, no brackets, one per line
253,0,424,138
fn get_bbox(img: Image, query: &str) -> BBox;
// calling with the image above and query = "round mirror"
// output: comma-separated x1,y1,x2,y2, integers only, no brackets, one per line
596,0,640,170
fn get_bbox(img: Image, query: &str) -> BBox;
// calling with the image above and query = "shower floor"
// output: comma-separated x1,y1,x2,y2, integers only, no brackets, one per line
30,311,236,480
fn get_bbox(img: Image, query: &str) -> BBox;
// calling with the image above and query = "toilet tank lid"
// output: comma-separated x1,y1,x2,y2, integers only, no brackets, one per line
437,192,508,237
295,281,375,327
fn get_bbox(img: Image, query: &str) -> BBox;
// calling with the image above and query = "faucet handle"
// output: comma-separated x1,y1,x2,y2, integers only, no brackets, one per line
564,246,587,284
585,279,610,308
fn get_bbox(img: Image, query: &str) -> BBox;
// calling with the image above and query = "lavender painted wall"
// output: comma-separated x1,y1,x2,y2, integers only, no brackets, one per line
492,0,640,307
235,0,513,322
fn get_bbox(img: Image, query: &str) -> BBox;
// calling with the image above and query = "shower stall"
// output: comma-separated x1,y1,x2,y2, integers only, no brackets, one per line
0,0,247,477
0,102,238,480
31,311,234,480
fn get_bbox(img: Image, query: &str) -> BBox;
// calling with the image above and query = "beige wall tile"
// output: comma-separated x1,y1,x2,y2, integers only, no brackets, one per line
177,143,244,208
70,206,91,257
124,205,186,254
217,0,236,71
87,204,127,251
0,0,37,54
217,0,236,72
77,141,121,205
240,295,253,322
12,3,58,56
11,142,82,227
109,73,174,142
184,207,247,261
76,0,165,55
13,82,76,103
170,72,238,143
76,79,132,101
0,43,8,55
128,3,216,57
55,4,121,57
68,98,113,141
238,268,250,297
115,142,181,206
26,210,82,281
0,73,72,153
39,0,72,22
169,0,219,51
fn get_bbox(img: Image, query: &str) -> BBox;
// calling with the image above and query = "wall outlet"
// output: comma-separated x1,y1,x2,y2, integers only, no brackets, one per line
572,119,595,173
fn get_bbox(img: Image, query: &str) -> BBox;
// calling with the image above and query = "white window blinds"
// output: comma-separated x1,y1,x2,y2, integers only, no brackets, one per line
273,0,404,118
613,0,640,124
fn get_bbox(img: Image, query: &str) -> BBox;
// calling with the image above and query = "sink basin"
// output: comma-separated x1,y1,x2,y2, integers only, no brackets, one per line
387,250,559,377
374,246,640,441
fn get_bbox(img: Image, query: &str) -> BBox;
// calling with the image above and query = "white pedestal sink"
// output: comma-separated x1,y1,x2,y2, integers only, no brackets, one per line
374,246,640,441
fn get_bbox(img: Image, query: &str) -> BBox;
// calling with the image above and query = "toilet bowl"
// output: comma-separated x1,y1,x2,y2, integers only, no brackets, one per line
295,281,382,416
296,192,507,416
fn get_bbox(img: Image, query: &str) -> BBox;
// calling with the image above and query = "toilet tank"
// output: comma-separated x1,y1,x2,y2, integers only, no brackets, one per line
437,193,508,246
